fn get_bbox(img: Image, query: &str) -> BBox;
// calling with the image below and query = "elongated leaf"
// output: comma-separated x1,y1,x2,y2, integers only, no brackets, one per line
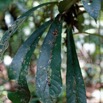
82,0,101,20
66,27,87,103
8,20,51,80
8,38,38,103
0,1,57,62
8,21,51,103
50,22,62,99
36,16,62,103
0,17,26,61
8,45,36,103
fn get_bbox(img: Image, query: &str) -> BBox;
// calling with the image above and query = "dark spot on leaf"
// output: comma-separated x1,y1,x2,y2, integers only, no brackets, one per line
52,29,58,36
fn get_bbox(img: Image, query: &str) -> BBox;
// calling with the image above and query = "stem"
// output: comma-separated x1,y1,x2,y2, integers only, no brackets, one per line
74,32,103,39
19,1,58,18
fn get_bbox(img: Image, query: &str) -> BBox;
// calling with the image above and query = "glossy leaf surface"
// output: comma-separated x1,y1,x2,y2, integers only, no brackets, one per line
50,21,62,98
66,27,87,103
8,21,51,80
36,16,62,103
8,21,51,103
82,0,101,20
8,37,39,103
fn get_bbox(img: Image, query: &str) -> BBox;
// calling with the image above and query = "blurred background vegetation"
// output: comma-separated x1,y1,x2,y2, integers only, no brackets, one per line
0,0,103,103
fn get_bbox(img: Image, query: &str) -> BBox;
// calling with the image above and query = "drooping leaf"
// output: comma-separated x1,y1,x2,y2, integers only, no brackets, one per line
36,16,62,103
82,0,101,20
0,17,26,61
66,27,87,103
8,21,52,103
8,37,37,103
8,38,37,103
8,20,51,80
0,2,57,44
0,1,57,62
50,22,62,99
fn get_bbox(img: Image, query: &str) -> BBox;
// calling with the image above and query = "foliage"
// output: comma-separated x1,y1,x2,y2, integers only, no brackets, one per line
82,0,101,20
66,27,86,103
0,0,102,103
0,0,12,12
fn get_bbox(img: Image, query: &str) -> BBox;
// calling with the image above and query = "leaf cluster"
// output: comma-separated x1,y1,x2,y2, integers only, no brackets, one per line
0,0,102,103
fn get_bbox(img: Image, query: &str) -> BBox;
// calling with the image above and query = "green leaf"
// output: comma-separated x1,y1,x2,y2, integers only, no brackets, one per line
36,16,62,103
50,22,62,99
8,20,51,80
66,27,87,103
8,21,51,103
58,0,77,13
0,1,57,62
0,2,57,43
8,38,36,103
82,0,101,20
0,17,26,61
